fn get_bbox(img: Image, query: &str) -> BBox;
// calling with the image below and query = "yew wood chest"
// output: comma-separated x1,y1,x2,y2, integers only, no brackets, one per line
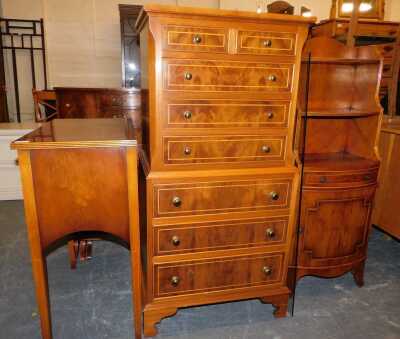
136,5,314,336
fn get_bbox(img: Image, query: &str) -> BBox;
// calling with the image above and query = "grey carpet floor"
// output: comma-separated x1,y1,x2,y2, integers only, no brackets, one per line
0,200,399,339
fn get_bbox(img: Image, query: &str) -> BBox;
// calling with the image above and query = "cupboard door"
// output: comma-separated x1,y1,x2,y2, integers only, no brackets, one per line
298,186,375,268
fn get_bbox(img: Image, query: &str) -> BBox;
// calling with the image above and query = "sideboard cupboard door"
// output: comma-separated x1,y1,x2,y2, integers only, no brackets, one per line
298,186,375,269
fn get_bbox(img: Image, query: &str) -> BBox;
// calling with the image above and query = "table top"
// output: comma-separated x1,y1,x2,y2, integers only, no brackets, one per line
11,118,138,150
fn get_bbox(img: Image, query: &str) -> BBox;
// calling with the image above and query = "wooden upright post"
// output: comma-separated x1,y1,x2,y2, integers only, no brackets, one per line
347,0,361,47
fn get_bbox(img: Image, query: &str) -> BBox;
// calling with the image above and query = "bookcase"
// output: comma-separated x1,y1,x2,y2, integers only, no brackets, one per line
291,37,383,287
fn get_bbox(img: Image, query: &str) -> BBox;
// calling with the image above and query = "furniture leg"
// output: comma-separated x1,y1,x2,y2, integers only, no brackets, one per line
67,240,78,269
143,306,178,337
260,293,289,318
79,240,93,262
351,260,365,287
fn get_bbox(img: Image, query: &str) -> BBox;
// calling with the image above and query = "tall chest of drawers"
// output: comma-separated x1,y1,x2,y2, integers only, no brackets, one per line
136,5,313,336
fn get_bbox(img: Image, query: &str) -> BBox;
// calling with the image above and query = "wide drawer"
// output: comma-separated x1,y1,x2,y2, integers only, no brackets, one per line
163,25,228,53
154,217,288,255
154,252,285,297
164,59,293,92
165,99,290,128
304,169,378,188
153,178,292,217
163,135,286,165
238,30,296,56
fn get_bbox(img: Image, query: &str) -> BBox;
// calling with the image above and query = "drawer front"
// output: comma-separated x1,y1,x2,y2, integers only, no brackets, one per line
383,59,393,78
164,135,286,164
98,93,140,108
154,217,288,255
163,25,227,53
304,169,378,188
154,178,291,217
377,43,395,58
165,100,289,128
154,253,285,297
238,30,296,56
357,23,398,37
164,60,293,92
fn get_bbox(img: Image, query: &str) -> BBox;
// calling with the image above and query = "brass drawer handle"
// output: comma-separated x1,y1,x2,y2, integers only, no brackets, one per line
172,196,182,207
267,112,274,119
183,111,192,120
184,72,193,81
268,75,277,82
270,191,279,201
171,236,180,246
184,146,192,155
319,176,327,184
266,228,275,238
262,145,271,153
193,35,202,44
262,266,272,276
171,276,180,286
263,39,272,47
65,103,71,108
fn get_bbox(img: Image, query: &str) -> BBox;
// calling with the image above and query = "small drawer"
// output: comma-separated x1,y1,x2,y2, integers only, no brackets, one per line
98,93,140,108
154,253,285,297
165,100,289,128
154,178,291,217
163,25,227,53
154,217,288,255
238,30,296,56
164,59,293,92
304,169,378,188
382,60,393,78
163,135,285,165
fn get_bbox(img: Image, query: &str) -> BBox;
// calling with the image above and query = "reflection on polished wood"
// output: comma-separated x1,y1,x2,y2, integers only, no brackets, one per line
12,118,143,339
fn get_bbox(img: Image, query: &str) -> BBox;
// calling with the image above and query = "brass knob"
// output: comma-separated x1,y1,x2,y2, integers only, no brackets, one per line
263,39,272,47
172,196,181,207
262,266,272,276
171,236,180,246
266,228,275,238
268,75,277,82
262,145,271,153
184,146,192,155
65,103,71,108
183,111,192,120
267,112,274,119
193,35,202,44
270,191,279,201
171,276,180,286
184,72,193,80
319,176,327,184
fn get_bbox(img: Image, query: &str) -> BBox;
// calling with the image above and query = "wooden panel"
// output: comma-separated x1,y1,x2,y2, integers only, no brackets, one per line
154,178,291,217
30,148,130,248
303,168,378,188
238,30,296,56
154,217,288,255
164,59,293,92
154,253,285,297
163,135,286,164
163,25,227,53
97,92,141,108
298,186,375,268
164,99,289,128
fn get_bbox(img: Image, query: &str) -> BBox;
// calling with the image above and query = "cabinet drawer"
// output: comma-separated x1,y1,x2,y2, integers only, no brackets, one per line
304,169,378,188
154,217,288,255
163,25,227,53
163,135,285,164
356,23,398,37
154,253,285,297
238,30,296,56
382,60,393,78
165,100,289,128
164,60,293,92
154,178,291,217
377,43,395,58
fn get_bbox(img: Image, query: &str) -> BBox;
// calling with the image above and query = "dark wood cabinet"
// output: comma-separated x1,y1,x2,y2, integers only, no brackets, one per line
55,87,141,121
